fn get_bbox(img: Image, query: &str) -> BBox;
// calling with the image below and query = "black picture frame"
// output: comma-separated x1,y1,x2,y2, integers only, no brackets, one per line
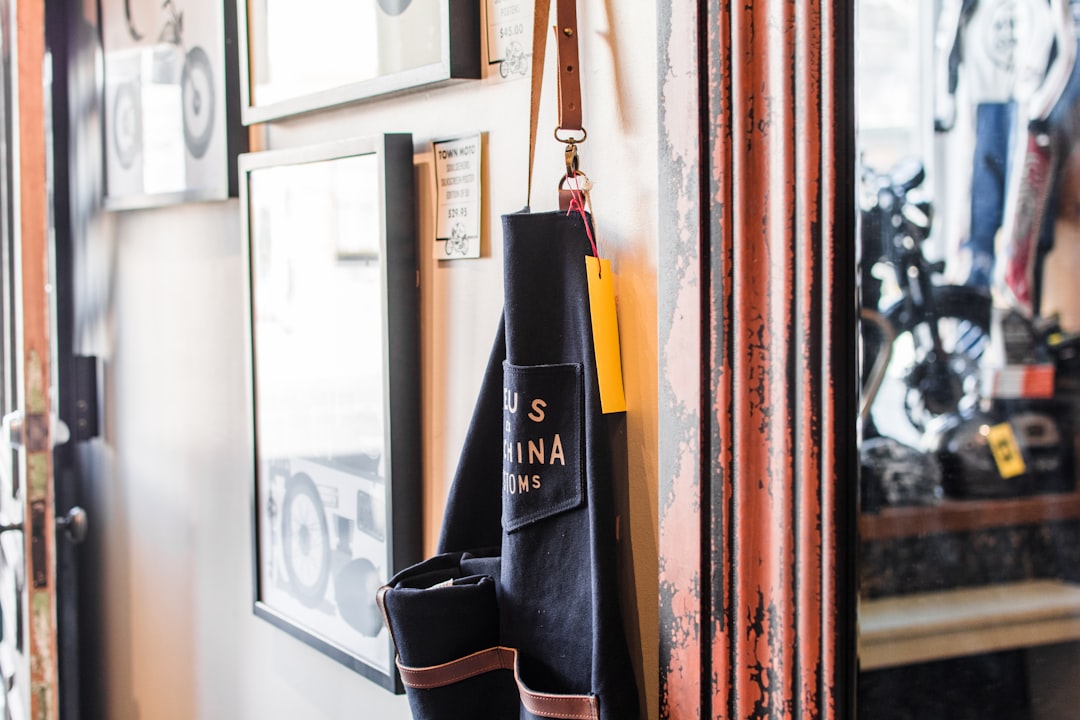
242,134,421,692
101,0,248,209
238,0,480,124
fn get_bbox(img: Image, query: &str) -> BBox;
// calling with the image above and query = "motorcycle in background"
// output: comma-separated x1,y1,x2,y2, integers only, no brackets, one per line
860,157,993,435
859,157,993,508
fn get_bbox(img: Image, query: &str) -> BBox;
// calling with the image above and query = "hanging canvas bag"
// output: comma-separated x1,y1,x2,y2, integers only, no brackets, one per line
376,2,639,718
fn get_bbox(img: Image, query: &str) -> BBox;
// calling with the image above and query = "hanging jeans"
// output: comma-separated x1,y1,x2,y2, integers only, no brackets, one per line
966,101,1016,289
378,210,640,720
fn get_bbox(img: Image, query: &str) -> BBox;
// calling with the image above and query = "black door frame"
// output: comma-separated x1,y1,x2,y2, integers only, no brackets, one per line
46,1,103,717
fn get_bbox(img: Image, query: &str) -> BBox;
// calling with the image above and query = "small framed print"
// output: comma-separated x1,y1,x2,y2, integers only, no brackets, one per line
101,0,247,209
238,0,481,124
433,134,481,259
486,0,531,80
242,135,421,691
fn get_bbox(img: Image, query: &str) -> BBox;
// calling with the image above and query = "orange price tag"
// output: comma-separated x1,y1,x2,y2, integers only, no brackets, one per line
585,257,626,414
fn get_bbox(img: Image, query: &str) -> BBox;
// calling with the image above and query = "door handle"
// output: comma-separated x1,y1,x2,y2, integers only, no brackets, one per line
2,410,71,451
0,506,87,544
56,506,87,544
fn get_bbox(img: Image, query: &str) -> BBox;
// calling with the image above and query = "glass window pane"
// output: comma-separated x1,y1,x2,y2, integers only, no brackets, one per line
857,1,1080,717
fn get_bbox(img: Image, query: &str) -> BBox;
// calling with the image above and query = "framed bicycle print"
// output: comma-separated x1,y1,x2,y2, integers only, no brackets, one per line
242,135,421,691
238,0,481,124
101,0,247,209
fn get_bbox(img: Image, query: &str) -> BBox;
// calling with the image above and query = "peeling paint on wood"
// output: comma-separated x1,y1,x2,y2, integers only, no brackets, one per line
659,1,857,718
17,0,60,717
658,0,704,716
31,591,55,719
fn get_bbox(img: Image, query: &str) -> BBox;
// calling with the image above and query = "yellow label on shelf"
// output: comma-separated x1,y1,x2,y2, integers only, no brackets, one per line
585,257,626,414
987,422,1026,479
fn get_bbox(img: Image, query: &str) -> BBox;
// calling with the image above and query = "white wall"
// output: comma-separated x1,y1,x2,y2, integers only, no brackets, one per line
76,3,659,718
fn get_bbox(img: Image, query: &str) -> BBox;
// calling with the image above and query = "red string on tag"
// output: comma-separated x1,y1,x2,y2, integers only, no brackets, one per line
564,171,601,276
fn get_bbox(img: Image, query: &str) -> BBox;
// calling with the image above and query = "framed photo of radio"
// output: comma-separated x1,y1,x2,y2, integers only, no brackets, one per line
238,0,481,124
241,134,421,691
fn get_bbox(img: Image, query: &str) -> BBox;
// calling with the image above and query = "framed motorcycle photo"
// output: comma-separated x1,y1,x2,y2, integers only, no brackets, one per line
237,0,481,123
241,135,421,691
101,0,247,209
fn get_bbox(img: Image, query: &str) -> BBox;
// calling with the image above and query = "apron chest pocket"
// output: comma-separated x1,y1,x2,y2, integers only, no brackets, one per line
501,362,586,532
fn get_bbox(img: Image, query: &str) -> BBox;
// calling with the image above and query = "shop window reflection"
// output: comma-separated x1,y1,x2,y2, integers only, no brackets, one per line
857,0,1080,717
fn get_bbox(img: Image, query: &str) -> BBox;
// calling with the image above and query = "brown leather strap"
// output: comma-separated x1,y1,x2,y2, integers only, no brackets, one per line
396,646,516,689
528,0,553,207
518,667,599,720
554,0,583,133
396,645,600,720
528,0,585,207
375,585,393,634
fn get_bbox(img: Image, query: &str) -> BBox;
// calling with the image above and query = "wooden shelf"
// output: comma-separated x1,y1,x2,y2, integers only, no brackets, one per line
860,491,1080,541
860,579,1080,670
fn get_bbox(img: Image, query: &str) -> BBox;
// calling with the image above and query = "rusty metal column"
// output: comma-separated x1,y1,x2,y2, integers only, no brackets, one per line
658,0,857,717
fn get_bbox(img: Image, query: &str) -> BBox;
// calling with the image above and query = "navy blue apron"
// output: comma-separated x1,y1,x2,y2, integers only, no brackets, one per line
377,210,639,720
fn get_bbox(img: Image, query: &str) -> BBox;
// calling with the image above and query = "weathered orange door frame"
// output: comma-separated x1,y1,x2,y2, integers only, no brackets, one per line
15,0,61,717
658,1,858,717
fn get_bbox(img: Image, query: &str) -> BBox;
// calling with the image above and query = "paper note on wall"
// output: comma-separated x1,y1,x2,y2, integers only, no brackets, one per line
433,134,481,260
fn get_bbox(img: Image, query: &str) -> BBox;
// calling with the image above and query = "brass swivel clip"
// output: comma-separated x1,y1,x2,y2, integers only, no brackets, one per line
565,142,580,179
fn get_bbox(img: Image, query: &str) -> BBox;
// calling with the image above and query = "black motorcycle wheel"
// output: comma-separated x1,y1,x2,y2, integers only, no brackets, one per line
281,474,331,607
876,285,992,433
